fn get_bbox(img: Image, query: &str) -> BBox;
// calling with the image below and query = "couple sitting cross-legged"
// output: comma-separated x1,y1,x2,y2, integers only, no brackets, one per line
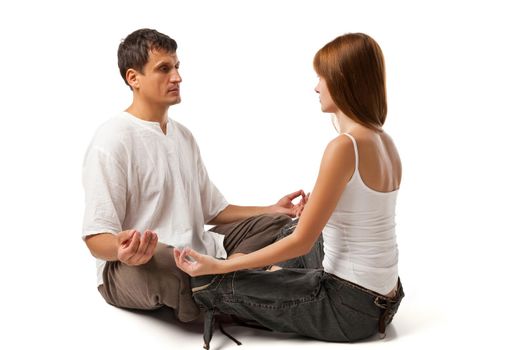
82,28,403,350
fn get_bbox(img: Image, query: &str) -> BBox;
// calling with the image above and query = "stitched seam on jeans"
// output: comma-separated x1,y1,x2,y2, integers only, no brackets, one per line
232,271,236,295
222,295,324,310
339,301,379,319
214,275,225,290
326,292,348,340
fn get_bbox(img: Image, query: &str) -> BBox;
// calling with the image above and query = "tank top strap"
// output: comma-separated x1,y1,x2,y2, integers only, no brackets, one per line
343,133,359,169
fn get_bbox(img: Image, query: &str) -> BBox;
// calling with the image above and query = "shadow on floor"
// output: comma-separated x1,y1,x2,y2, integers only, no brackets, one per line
119,306,400,349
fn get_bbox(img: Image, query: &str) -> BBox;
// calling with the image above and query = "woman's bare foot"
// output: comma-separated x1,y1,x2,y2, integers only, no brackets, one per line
266,265,282,272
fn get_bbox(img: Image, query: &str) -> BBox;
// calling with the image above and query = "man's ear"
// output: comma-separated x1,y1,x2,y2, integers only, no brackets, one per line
126,69,139,89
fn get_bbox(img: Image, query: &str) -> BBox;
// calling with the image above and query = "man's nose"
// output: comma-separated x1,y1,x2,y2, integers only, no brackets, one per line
171,69,182,82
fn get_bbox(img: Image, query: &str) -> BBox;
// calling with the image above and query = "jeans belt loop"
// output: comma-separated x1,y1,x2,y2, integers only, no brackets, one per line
374,297,392,337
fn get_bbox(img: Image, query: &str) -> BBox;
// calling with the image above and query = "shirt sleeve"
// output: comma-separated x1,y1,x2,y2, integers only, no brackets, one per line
196,147,228,224
82,146,127,239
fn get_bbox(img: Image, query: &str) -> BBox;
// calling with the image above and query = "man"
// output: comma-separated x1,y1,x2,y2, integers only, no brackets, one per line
82,28,305,323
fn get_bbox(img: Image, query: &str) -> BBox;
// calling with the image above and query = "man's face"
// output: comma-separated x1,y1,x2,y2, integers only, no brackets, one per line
132,49,182,107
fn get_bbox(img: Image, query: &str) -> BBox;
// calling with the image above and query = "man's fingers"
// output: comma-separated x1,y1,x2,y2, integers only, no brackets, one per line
121,231,141,264
119,229,136,246
136,230,152,256
122,231,138,251
301,192,309,204
143,232,158,260
298,192,310,207
286,189,304,200
133,232,157,265
284,190,302,201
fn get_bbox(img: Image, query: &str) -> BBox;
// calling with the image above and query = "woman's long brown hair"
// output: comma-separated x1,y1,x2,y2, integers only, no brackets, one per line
314,33,387,131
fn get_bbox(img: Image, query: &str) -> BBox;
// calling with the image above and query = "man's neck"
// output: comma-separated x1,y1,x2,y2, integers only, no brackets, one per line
126,102,169,134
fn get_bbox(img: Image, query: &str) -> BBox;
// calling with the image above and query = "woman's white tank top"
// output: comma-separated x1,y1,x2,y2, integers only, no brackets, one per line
322,133,399,295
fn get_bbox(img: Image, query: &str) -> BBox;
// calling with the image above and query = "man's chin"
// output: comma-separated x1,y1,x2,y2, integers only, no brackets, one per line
168,98,181,106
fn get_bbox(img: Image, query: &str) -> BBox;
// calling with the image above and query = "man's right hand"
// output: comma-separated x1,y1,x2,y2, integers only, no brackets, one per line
116,229,158,266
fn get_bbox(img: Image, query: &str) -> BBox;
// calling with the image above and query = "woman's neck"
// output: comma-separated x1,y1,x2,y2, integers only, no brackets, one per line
334,111,382,134
334,111,361,134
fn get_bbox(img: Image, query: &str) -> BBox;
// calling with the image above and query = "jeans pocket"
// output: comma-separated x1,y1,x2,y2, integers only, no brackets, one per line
325,279,381,341
333,298,379,341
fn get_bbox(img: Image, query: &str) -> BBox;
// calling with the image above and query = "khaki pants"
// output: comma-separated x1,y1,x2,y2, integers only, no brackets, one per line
97,214,292,322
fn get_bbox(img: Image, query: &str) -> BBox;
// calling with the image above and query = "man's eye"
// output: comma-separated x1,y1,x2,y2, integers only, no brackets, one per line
160,66,169,72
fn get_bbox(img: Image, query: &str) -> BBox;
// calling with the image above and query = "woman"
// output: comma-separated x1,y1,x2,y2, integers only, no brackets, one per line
174,33,404,347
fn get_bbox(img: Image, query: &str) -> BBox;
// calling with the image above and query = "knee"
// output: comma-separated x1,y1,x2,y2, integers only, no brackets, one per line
260,213,293,226
147,243,179,272
276,214,293,224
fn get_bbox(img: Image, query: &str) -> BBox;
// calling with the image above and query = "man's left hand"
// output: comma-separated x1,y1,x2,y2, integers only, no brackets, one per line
271,190,308,217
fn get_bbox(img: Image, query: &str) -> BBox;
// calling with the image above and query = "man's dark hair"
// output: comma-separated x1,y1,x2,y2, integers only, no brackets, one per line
118,28,178,88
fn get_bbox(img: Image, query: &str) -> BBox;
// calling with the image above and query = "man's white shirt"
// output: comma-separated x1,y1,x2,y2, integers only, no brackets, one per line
82,112,228,285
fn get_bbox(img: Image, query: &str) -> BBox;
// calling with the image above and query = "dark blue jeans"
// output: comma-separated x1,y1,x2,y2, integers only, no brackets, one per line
191,220,404,348
194,270,403,346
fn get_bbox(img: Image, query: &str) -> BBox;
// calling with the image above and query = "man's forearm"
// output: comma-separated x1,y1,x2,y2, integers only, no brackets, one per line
209,205,277,225
85,233,119,261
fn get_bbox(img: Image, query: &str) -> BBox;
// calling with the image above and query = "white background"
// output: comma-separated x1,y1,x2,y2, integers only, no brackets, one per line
0,0,523,349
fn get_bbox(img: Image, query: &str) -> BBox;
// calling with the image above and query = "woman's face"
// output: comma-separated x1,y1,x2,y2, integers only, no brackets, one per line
315,76,337,113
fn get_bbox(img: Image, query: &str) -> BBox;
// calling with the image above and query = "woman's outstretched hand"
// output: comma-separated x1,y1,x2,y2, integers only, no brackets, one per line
173,247,223,277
